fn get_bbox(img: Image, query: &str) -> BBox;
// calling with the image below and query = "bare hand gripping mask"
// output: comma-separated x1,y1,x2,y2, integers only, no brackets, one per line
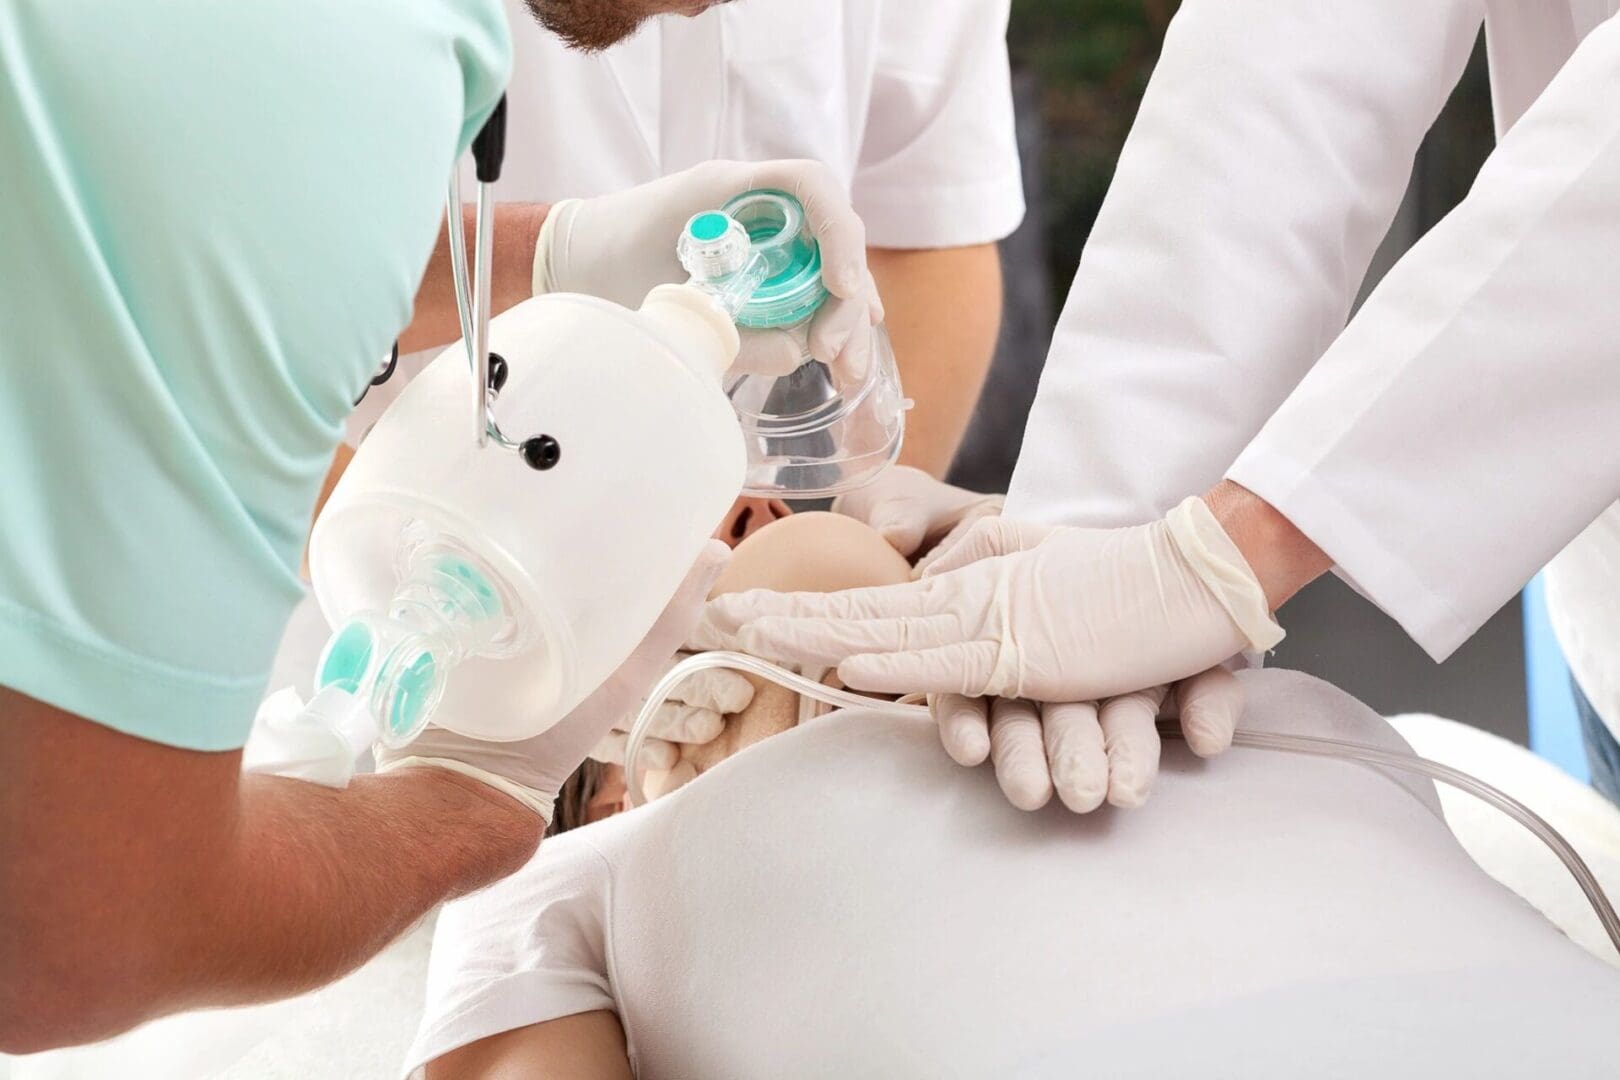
679,190,907,499
303,286,747,747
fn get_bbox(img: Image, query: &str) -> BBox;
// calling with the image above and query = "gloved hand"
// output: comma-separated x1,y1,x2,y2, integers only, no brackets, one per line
534,159,883,378
374,540,731,823
586,654,756,773
933,668,1245,814
705,496,1284,704
831,466,1004,572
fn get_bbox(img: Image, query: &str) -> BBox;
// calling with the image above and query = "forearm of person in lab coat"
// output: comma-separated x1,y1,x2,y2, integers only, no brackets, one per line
399,202,550,354
0,691,539,1053
1005,0,1484,526
1204,480,1334,612
868,244,1004,478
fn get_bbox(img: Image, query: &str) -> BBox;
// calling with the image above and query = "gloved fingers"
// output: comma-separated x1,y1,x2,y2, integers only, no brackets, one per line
869,504,931,560
865,267,886,325
706,578,938,638
837,640,1002,697
832,466,940,558
651,703,728,746
685,612,739,653
590,730,679,771
642,761,699,801
911,504,1004,578
1174,666,1244,758
732,328,807,377
1041,700,1108,814
738,159,868,298
807,293,874,382
931,693,991,766
739,613,959,668
919,517,1050,578
1097,686,1167,808
665,665,756,716
989,698,1054,811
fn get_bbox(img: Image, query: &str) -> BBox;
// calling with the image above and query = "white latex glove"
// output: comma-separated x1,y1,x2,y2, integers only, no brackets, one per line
831,466,1004,571
587,654,755,772
705,497,1284,703
374,541,731,823
933,669,1245,814
533,159,884,379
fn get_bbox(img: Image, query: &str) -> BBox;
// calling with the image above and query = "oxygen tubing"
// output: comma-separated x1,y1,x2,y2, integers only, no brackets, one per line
625,651,1620,959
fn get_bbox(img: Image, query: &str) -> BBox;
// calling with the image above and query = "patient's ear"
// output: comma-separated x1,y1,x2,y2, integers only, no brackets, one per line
711,511,912,597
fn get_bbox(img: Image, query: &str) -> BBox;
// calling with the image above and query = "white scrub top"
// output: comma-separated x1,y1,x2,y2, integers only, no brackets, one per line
345,0,1025,443
1007,1,1620,662
405,671,1620,1078
493,0,1024,248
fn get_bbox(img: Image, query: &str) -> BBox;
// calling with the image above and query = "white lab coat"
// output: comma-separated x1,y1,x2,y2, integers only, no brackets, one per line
1007,0,1620,662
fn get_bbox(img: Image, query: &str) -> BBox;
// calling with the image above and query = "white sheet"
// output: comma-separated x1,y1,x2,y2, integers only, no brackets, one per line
9,691,1619,1079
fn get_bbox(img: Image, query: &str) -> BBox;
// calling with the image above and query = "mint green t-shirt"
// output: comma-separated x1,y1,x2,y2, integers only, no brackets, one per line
0,0,510,749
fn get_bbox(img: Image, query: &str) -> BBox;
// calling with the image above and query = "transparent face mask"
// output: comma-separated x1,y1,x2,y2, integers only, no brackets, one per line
680,190,908,499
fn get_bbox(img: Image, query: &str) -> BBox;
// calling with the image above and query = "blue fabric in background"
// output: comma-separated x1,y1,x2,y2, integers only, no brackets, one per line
1524,573,1590,782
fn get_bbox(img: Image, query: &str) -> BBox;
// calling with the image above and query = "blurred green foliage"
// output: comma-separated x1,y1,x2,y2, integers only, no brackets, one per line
1006,2,1494,306
1009,0,1179,298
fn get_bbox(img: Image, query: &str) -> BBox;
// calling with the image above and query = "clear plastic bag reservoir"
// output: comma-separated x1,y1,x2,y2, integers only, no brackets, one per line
680,190,907,499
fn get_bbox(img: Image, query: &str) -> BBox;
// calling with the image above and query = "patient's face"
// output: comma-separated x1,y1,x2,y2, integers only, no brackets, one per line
592,510,912,817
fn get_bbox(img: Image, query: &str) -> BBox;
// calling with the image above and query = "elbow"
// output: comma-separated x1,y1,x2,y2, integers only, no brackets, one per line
0,958,72,1055
0,936,156,1054
0,959,88,1055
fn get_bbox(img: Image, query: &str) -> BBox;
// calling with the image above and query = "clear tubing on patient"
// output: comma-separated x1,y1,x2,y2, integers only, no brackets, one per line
680,191,907,499
624,651,1620,959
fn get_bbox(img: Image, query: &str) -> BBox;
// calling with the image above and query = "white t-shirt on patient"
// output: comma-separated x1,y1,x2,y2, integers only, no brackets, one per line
406,671,1620,1078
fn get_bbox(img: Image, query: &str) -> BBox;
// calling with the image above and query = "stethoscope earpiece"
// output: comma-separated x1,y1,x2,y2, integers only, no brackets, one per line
519,435,562,472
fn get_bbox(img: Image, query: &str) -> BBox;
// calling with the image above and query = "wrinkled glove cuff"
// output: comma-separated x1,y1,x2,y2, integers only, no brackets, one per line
1165,496,1286,653
376,755,554,824
531,199,581,297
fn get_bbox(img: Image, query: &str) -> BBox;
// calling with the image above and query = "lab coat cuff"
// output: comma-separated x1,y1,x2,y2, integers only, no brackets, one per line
1226,447,1477,662
853,173,1026,249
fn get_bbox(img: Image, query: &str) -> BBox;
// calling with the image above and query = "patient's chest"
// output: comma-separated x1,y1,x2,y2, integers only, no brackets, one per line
597,696,1620,1078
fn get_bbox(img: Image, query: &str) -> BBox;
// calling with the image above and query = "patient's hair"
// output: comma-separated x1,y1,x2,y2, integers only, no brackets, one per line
548,510,912,835
548,760,611,838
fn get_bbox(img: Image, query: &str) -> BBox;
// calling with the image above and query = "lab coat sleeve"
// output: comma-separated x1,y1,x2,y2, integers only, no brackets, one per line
1005,0,1486,528
1228,15,1620,661
850,0,1024,248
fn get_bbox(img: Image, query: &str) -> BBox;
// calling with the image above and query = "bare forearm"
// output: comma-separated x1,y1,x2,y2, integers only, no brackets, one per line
199,770,541,1006
401,202,550,354
2,695,540,1053
1203,479,1334,610
868,244,1003,477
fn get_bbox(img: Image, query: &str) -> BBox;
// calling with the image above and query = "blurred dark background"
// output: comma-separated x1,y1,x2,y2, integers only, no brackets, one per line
949,4,1526,740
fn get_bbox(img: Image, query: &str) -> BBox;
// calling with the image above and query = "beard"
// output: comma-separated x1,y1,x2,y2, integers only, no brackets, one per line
523,0,652,51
